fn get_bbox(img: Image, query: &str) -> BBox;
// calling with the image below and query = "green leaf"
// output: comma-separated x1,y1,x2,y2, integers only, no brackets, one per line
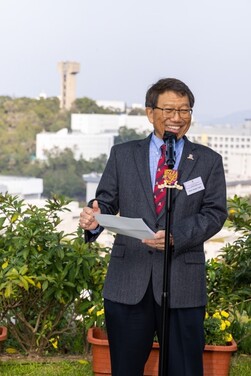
19,275,29,290
19,265,28,275
42,280,49,291
11,212,19,223
0,216,6,228
23,275,36,286
4,282,13,298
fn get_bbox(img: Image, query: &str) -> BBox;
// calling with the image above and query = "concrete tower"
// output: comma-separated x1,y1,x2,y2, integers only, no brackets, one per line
58,61,80,110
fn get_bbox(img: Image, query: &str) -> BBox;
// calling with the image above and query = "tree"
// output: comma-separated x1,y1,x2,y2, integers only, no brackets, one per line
71,97,116,114
114,126,149,144
25,149,107,201
128,108,146,116
0,96,70,174
79,154,108,174
36,149,86,201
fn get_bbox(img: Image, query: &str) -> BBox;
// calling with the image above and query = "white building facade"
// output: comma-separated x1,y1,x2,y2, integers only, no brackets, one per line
36,113,152,161
189,119,251,178
36,114,251,182
71,113,152,134
36,128,115,161
0,175,43,199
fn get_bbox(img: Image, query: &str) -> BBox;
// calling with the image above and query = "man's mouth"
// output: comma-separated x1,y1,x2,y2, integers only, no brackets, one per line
165,125,180,132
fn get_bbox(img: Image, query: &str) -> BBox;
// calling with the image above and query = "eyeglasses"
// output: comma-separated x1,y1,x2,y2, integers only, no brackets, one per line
153,106,193,119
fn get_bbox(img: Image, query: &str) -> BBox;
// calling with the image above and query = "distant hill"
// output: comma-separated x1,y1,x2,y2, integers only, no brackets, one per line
197,110,251,126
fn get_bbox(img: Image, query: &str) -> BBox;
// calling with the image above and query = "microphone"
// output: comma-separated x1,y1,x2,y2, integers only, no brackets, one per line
163,131,177,169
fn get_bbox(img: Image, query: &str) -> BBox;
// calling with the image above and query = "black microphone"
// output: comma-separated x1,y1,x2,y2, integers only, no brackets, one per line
163,131,177,169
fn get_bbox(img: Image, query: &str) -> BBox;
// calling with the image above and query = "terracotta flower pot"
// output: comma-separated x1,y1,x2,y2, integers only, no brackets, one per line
87,327,111,376
87,327,159,376
0,326,7,342
203,340,237,376
87,327,237,376
0,326,8,353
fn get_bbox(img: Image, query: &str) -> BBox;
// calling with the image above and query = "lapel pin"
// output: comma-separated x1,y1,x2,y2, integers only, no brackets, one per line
187,154,194,160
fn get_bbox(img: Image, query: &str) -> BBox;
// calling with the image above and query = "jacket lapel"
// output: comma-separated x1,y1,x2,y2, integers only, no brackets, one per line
178,137,199,183
134,135,156,217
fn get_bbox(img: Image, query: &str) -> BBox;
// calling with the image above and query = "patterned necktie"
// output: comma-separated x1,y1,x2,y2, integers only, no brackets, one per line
153,144,167,215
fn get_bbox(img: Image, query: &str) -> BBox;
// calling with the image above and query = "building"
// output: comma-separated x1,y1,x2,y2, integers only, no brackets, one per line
226,179,251,197
36,113,152,161
189,119,251,178
36,128,115,161
71,113,152,134
57,61,80,110
95,100,144,113
83,172,102,203
0,175,43,200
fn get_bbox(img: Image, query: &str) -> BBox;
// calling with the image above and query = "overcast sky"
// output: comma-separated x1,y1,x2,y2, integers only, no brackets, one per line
0,0,250,123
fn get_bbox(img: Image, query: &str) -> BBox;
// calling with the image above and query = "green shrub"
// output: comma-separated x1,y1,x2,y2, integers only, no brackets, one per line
0,193,107,355
206,195,251,353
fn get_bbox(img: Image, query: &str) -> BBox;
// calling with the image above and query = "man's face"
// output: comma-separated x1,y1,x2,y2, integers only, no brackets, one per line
145,90,192,140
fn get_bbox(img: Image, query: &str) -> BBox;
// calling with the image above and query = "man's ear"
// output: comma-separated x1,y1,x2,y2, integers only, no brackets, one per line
145,107,154,124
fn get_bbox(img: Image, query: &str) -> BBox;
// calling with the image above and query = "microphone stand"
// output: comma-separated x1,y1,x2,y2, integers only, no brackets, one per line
159,132,176,376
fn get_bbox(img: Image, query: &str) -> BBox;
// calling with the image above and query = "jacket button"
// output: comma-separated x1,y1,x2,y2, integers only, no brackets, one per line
148,250,153,255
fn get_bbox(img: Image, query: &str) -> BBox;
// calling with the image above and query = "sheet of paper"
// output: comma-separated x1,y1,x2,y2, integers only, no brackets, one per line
94,214,155,240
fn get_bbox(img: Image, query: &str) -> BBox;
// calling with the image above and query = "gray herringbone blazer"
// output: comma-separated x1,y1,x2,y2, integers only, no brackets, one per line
86,134,227,308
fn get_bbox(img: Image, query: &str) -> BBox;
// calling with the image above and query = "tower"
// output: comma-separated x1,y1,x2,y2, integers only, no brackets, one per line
57,61,80,110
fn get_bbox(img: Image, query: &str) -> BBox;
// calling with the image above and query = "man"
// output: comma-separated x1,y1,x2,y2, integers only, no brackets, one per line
79,78,227,375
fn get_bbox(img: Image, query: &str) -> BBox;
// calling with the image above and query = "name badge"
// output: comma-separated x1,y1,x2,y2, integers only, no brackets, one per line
183,177,205,196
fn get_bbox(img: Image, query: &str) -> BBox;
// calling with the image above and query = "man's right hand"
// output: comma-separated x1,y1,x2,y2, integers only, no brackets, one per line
79,200,101,230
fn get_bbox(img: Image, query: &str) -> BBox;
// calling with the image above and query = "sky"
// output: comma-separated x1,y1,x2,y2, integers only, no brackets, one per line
0,0,251,123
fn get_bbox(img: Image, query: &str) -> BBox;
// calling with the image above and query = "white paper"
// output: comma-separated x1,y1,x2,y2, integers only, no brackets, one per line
94,214,155,240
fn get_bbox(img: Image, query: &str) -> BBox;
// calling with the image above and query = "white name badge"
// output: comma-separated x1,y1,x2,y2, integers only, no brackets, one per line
183,177,205,196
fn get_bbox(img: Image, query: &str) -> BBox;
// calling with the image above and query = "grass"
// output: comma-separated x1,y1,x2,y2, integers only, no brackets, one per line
0,359,93,376
0,354,250,375
230,354,251,375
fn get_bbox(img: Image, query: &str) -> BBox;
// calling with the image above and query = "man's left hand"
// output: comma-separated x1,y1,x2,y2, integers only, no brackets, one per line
142,230,174,251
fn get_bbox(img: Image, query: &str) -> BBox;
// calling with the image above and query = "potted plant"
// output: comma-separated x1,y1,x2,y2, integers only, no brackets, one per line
203,309,237,375
87,307,237,376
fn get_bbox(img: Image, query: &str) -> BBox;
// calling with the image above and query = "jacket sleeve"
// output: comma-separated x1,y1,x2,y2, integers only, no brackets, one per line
84,146,119,243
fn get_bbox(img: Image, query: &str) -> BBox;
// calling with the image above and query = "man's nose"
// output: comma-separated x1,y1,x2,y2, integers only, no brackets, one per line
171,110,181,120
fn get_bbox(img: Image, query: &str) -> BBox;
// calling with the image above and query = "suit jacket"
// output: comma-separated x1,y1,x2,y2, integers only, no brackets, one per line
85,134,227,308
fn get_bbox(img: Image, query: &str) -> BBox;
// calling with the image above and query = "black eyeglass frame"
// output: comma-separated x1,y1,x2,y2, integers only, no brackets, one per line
153,106,193,118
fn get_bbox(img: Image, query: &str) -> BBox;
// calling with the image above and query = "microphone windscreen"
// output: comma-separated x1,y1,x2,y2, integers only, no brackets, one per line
163,131,177,142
